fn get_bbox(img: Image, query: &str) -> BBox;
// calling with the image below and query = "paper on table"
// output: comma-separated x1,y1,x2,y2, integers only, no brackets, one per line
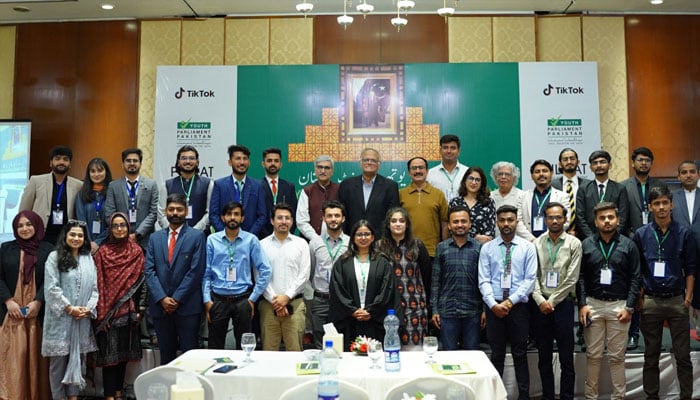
172,358,217,374
295,361,320,375
430,362,477,375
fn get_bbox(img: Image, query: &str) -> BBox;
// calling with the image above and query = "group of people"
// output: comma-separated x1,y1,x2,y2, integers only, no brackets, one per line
0,137,697,400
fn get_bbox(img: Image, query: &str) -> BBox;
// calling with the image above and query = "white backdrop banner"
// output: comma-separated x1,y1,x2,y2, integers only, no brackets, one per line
518,62,601,189
154,65,237,184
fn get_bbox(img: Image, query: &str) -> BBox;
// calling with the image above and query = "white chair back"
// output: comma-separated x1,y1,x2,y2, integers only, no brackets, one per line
279,379,370,400
133,365,215,400
384,376,476,400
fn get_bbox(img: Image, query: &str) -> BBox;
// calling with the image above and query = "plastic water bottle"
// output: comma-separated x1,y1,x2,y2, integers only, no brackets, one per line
318,340,340,400
384,309,401,372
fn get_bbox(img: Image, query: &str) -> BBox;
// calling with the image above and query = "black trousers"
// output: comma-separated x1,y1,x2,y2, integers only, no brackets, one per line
485,302,530,400
207,293,253,350
532,297,575,400
102,362,127,397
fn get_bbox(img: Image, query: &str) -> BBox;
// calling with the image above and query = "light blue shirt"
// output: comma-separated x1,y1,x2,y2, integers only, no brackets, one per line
478,235,537,309
362,175,376,208
202,230,271,303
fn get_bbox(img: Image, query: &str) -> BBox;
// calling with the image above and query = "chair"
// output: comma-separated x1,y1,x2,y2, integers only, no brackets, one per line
133,365,215,400
384,376,476,400
279,379,370,400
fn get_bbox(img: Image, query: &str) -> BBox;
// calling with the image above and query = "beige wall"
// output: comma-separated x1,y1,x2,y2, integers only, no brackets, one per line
0,26,16,119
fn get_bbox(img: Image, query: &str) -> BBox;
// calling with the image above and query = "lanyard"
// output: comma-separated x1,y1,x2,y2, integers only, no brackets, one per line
598,240,615,268
354,256,370,289
640,183,647,207
440,168,456,194
126,181,139,209
325,236,343,263
546,236,564,267
54,180,65,209
226,237,238,268
93,192,102,215
534,189,552,216
180,176,195,204
652,229,670,260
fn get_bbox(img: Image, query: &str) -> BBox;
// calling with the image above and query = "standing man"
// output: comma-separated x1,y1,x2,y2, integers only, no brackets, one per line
532,203,581,400
479,205,537,400
308,200,349,349
203,201,271,350
634,186,695,400
577,202,641,400
19,145,82,244
297,155,339,241
427,134,468,202
672,161,700,315
104,148,159,248
337,147,399,234
209,144,267,236
516,159,570,241
576,150,629,239
260,203,310,351
158,145,213,232
400,156,449,304
144,194,206,364
259,148,298,239
430,206,483,350
552,148,590,236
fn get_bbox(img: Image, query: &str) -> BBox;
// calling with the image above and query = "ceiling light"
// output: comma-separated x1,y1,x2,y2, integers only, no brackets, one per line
337,0,353,29
391,3,407,32
296,2,313,17
650,0,663,4
437,0,454,21
101,3,114,10
356,1,374,16
397,0,415,11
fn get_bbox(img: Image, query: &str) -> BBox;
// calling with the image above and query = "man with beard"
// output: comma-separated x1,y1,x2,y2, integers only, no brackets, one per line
479,204,537,400
20,145,82,244
145,193,207,364
576,150,629,238
431,206,483,350
516,159,570,241
552,148,590,236
577,202,640,400
308,200,349,349
203,201,271,350
104,148,159,248
672,161,700,320
259,148,297,239
297,155,339,241
158,145,213,232
209,144,267,236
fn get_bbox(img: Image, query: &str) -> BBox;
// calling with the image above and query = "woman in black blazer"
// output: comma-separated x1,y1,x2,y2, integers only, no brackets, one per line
0,210,54,400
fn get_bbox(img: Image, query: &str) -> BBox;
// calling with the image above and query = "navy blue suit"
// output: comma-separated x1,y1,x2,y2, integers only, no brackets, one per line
338,174,399,235
259,176,298,238
145,224,206,363
209,175,267,235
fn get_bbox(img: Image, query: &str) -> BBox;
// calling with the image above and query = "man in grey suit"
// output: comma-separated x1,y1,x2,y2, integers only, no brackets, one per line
672,161,700,313
104,148,159,249
19,145,82,244
552,148,590,237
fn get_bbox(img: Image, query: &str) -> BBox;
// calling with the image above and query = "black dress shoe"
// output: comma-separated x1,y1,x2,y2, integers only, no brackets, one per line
627,336,639,350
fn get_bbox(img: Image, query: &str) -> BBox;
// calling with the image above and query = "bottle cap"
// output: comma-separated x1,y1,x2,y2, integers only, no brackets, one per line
325,340,333,348
388,309,395,315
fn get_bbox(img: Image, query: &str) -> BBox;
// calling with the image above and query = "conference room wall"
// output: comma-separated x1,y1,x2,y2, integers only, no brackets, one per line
0,26,15,120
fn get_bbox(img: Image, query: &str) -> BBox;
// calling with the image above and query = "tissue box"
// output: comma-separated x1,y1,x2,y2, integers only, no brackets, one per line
322,333,344,356
170,384,204,400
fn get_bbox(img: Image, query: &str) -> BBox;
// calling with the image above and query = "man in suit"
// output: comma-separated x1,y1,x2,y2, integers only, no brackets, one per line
19,145,82,244
104,148,159,249
145,193,206,364
576,150,629,238
209,144,267,236
258,147,297,239
337,147,399,234
516,159,570,241
552,148,590,237
671,160,700,314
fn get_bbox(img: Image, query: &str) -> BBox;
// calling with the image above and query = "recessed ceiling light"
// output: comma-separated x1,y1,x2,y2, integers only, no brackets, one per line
101,3,115,10
650,0,663,4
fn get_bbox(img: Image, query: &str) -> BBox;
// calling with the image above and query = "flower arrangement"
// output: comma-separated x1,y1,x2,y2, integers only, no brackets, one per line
349,335,379,355
401,393,436,400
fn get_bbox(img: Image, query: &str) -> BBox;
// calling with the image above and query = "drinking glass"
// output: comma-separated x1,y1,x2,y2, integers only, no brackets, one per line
241,333,257,363
368,341,383,370
423,336,438,364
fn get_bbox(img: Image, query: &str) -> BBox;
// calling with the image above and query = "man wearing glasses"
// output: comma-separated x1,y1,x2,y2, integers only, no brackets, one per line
516,159,570,241
338,147,399,235
157,145,213,233
297,155,339,241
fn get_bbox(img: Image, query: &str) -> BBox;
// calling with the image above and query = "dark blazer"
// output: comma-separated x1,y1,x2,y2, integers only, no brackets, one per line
551,175,590,191
144,224,206,319
209,175,267,235
672,188,700,308
575,179,629,238
337,174,399,235
259,176,298,239
104,176,159,248
0,240,54,325
621,176,664,236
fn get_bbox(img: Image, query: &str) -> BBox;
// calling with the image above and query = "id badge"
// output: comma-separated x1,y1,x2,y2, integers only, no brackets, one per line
92,220,101,234
546,271,559,288
226,266,237,282
641,211,648,225
533,215,545,231
653,261,666,278
52,210,64,224
501,273,512,289
129,209,137,223
600,268,612,285
186,204,193,220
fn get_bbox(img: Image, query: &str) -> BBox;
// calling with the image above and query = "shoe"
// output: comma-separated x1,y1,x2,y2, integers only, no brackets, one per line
627,336,638,350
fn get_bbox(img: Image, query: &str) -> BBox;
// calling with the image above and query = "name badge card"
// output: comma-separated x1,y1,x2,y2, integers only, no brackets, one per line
642,211,649,225
600,268,612,285
653,261,666,278
533,215,545,231
546,271,559,288
129,209,137,223
501,273,512,289
92,220,101,235
187,205,193,219
52,210,64,225
226,266,237,282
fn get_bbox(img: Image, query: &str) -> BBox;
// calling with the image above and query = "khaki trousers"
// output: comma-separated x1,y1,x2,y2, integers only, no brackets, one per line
260,297,306,351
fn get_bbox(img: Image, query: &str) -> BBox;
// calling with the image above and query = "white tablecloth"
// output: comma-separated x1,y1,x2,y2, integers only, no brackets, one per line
170,349,508,399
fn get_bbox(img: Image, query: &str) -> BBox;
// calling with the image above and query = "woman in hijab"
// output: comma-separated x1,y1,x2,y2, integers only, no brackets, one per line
93,212,145,400
42,220,98,400
0,211,53,399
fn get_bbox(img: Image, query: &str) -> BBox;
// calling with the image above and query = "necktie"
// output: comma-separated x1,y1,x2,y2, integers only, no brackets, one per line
566,180,576,231
598,184,605,201
503,242,512,300
271,179,277,197
234,180,242,203
168,230,177,263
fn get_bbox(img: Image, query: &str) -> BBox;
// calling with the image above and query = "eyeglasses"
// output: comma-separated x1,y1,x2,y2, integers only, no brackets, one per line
67,219,87,227
361,158,379,165
545,215,565,221
124,158,140,164
410,165,426,171
179,156,197,162
496,172,512,178
635,157,652,164
355,232,373,238
112,223,129,229
466,176,481,183
316,165,332,171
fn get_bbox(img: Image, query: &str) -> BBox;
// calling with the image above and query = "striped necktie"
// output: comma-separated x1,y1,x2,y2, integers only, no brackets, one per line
566,179,575,231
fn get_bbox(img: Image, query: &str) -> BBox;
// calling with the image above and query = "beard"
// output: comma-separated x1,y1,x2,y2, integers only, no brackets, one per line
167,214,186,226
225,219,241,230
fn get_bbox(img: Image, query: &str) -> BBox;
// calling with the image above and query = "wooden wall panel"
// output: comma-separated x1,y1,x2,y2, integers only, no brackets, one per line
626,15,700,177
314,15,447,64
14,21,139,178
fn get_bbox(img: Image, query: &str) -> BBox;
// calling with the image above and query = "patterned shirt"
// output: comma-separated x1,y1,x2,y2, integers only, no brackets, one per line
448,196,496,238
430,237,482,318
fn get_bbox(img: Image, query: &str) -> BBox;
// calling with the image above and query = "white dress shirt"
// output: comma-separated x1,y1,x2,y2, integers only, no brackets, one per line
260,233,311,302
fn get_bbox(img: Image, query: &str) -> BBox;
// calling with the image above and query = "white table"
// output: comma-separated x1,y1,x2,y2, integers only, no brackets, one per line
170,349,508,399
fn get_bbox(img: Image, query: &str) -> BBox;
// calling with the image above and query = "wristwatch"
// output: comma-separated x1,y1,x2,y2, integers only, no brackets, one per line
625,306,635,314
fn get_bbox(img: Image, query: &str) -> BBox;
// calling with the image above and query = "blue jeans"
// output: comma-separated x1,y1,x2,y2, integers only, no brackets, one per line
440,315,481,350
